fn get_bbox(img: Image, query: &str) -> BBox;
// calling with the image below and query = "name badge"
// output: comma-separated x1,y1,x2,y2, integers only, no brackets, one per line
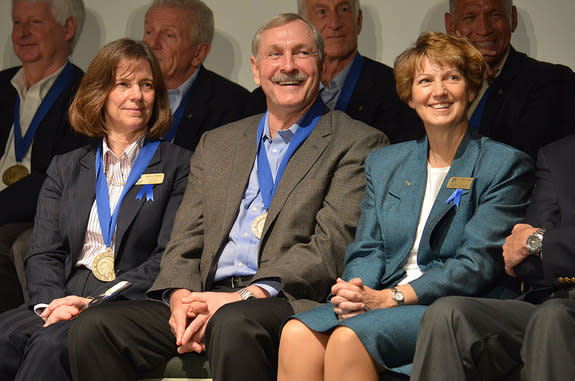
446,177,473,190
135,173,164,185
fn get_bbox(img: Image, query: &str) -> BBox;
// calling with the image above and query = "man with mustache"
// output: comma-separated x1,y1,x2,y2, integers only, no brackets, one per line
68,13,386,381
446,0,575,158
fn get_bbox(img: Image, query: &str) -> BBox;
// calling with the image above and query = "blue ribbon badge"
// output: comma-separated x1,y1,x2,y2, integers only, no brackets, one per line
445,188,463,207
136,184,154,202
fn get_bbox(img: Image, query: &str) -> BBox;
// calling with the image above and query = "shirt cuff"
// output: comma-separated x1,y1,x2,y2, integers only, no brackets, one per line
34,303,49,317
251,279,282,297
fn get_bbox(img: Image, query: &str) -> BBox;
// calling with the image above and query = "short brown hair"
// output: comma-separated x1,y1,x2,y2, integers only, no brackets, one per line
394,31,485,104
69,38,171,139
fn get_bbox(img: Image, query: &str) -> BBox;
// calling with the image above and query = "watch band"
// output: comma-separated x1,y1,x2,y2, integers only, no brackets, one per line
238,288,257,300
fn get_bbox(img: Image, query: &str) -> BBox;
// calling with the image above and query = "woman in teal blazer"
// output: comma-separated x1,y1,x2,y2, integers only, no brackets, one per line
277,32,535,380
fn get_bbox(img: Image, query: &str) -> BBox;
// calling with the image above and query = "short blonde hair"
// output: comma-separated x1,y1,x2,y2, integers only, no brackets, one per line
394,31,485,104
69,38,171,139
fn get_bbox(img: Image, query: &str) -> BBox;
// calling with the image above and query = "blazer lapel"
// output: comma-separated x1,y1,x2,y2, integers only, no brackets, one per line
261,112,330,239
114,144,163,257
419,130,480,256
220,121,259,243
69,148,97,263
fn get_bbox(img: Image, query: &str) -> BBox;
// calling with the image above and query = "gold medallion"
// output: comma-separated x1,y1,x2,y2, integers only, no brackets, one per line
92,250,116,282
2,164,29,186
251,212,267,240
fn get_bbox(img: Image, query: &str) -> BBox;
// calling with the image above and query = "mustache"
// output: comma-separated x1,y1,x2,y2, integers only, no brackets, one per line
271,72,308,84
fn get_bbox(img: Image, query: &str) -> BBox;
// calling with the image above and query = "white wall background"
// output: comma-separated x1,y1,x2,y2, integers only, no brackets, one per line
2,0,574,91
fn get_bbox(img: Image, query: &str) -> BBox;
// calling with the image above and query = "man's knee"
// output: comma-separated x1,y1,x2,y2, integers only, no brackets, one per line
420,296,476,330
527,298,575,334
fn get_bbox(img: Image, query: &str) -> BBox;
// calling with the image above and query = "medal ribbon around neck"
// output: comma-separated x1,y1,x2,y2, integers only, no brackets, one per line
256,98,325,211
162,84,194,142
13,61,75,162
334,53,364,112
95,140,160,249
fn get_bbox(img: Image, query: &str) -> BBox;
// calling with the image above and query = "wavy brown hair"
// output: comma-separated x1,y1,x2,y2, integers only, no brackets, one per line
394,31,485,104
69,38,171,139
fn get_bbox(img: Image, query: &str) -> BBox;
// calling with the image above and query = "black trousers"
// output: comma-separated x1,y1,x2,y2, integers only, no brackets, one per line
68,296,294,381
0,267,107,381
410,292,575,381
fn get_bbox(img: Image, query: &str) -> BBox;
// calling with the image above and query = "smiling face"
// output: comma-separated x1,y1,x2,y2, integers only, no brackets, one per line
303,0,361,61
12,1,72,69
446,0,517,69
251,19,322,117
143,6,204,89
409,56,475,132
104,59,155,136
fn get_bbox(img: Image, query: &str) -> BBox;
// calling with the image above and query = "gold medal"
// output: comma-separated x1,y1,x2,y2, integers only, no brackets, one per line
92,250,116,282
251,212,267,240
2,164,29,186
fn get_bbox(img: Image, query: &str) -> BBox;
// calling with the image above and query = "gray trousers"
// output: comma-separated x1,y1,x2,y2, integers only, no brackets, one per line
411,293,575,381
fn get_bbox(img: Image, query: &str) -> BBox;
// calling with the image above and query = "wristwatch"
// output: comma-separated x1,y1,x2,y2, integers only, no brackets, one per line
238,288,257,300
526,228,545,257
391,287,405,305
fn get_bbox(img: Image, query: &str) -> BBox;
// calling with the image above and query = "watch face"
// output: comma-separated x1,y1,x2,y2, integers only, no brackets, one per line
526,234,542,254
393,289,404,304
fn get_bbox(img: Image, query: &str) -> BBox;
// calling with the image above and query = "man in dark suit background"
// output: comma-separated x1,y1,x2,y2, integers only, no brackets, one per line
446,0,575,158
68,13,386,381
0,0,92,312
411,134,575,381
143,0,254,152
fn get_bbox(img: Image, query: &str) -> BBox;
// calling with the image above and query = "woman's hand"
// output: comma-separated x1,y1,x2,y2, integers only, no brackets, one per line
42,295,92,326
331,278,418,320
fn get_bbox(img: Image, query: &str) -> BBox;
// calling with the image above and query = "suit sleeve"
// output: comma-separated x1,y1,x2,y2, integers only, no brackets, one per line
24,156,70,305
519,144,575,284
147,137,207,297
339,157,387,288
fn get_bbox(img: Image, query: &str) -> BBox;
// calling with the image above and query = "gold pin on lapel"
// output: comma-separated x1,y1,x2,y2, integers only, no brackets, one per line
447,177,473,190
406,180,411,186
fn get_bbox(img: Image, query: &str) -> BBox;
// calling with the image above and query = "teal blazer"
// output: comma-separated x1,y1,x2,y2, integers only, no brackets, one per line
342,129,535,304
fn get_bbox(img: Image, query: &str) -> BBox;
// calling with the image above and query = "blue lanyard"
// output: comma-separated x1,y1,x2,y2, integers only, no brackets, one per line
256,99,325,210
95,140,160,247
335,53,364,112
13,61,75,162
163,85,194,142
469,86,491,130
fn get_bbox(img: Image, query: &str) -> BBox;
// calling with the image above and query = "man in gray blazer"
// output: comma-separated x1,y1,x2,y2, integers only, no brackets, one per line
68,13,386,381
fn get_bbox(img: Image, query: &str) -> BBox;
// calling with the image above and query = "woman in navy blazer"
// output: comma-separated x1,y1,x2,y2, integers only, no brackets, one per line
0,39,190,381
277,32,535,380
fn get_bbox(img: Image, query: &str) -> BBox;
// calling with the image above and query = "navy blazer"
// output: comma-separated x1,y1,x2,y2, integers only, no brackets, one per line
171,65,254,152
24,141,191,306
0,63,95,225
343,130,534,304
515,134,575,294
478,47,575,159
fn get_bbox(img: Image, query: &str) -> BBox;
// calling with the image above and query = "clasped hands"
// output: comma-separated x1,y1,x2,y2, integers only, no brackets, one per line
330,278,396,321
168,289,242,354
